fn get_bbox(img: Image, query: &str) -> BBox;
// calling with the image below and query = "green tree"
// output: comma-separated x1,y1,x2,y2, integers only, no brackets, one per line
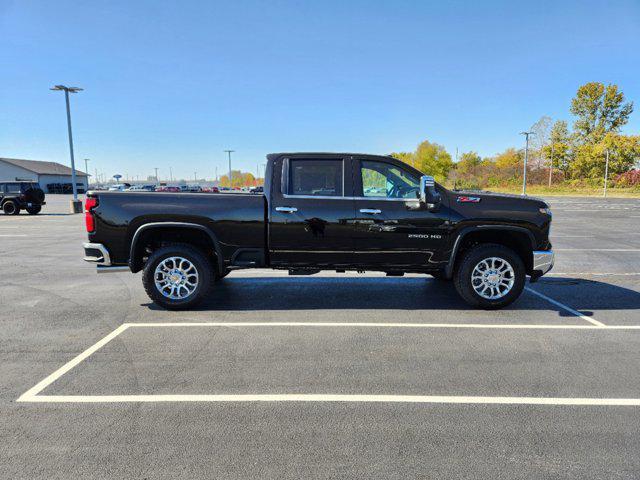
456,151,483,176
413,140,453,181
570,82,634,144
542,120,572,175
570,134,640,179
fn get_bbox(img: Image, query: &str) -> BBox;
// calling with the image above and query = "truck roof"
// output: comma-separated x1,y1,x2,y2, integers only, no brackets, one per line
267,152,395,161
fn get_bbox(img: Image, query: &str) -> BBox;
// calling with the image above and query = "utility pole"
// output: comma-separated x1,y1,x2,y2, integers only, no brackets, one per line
169,166,173,182
224,150,234,188
215,166,218,182
548,144,554,188
194,171,197,182
94,167,98,187
50,84,83,212
603,149,610,198
84,158,90,188
520,131,535,196
154,167,159,185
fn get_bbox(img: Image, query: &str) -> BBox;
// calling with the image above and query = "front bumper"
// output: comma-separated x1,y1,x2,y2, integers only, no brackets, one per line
532,250,554,276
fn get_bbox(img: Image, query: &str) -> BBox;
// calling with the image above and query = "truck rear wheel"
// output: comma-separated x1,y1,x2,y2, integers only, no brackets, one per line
142,244,214,310
453,243,525,309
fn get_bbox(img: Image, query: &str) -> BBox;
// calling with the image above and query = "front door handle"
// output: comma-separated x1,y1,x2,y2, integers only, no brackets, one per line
275,206,298,213
359,208,382,214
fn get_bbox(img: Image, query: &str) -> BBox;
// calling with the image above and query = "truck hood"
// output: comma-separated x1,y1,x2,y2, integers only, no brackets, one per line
449,189,549,209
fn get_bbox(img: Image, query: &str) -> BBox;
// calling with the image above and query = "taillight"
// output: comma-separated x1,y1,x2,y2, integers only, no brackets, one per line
85,197,98,232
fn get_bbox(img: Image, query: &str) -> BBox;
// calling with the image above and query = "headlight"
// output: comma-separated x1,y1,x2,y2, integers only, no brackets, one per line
539,207,552,216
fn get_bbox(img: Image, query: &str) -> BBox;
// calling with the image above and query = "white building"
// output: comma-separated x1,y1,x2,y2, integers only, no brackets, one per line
0,157,89,193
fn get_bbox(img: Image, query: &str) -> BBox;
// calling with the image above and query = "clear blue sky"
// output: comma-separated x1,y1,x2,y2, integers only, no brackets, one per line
1,0,639,181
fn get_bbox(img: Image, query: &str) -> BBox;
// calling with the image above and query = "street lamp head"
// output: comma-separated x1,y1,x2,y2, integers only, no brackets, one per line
50,85,83,93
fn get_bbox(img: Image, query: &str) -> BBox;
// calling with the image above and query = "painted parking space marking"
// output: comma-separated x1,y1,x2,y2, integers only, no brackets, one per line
19,394,640,406
18,320,640,405
524,287,605,327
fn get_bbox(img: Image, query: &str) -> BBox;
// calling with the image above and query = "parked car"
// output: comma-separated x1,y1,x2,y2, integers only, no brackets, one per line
83,152,554,310
250,186,264,194
128,184,156,192
156,186,181,192
203,186,220,193
0,181,46,215
108,183,131,191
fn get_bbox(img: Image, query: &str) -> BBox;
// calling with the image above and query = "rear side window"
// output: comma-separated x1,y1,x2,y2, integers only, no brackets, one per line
20,183,40,192
289,160,343,197
5,183,21,193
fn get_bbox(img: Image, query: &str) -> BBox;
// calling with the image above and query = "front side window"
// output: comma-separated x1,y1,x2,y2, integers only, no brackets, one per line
289,160,343,197
361,161,420,199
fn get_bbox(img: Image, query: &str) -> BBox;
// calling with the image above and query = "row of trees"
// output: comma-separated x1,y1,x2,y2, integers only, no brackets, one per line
395,82,640,189
218,170,262,188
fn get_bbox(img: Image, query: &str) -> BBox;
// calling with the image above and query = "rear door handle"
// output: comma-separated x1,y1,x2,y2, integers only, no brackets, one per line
359,208,382,214
275,206,298,213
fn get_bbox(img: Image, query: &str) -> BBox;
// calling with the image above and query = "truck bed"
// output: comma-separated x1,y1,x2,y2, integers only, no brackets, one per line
87,191,267,267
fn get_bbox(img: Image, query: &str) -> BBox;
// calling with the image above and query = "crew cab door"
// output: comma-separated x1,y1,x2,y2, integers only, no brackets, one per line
351,157,450,268
268,156,356,267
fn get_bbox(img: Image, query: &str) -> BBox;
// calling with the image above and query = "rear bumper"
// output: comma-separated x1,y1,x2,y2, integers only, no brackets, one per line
532,250,554,276
83,242,130,273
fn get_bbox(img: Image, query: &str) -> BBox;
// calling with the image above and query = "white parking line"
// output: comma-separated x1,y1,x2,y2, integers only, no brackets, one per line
19,393,640,406
554,249,640,252
547,272,640,276
524,288,605,327
18,320,640,404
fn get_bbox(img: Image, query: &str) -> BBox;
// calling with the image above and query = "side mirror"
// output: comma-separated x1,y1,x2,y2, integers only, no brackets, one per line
420,175,441,212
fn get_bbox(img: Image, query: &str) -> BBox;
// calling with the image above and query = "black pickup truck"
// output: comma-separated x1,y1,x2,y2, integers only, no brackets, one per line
83,152,553,310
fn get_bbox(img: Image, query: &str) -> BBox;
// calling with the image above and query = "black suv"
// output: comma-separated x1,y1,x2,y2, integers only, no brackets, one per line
0,181,46,215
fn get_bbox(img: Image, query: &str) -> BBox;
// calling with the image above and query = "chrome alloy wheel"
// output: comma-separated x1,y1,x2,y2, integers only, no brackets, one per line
471,257,515,300
154,256,199,300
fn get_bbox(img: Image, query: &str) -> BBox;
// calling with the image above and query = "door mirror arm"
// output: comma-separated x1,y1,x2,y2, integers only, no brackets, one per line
420,175,442,212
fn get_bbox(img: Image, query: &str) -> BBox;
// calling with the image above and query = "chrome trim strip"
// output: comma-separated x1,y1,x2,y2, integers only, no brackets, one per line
271,250,431,254
83,242,111,265
96,265,130,274
282,194,419,202
532,250,554,275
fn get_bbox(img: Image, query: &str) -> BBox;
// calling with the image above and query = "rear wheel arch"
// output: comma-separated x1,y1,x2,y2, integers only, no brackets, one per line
445,226,535,278
129,222,224,274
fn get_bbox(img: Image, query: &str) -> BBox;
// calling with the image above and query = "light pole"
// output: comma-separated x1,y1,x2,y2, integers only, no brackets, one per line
224,150,234,188
84,158,90,188
51,84,83,212
194,172,197,182
603,149,610,198
154,167,159,185
169,167,173,183
547,144,554,188
520,131,535,196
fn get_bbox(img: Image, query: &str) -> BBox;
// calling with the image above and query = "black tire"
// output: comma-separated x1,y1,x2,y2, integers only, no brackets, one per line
3,200,19,215
429,270,450,281
453,243,525,309
26,205,42,215
142,243,214,310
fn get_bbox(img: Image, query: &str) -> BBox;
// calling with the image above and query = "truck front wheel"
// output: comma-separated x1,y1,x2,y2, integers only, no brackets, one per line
453,243,525,309
142,244,214,310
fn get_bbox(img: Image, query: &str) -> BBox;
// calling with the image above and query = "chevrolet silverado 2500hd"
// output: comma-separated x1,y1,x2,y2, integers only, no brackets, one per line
83,152,554,309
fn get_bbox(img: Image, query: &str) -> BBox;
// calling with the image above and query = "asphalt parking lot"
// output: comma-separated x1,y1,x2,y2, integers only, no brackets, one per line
2,194,640,479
